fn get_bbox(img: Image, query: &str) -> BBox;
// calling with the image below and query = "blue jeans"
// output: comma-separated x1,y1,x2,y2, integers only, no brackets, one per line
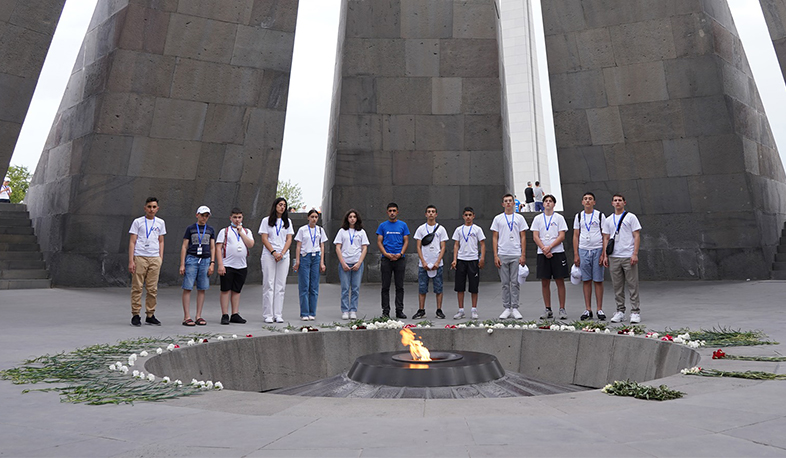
338,262,364,312
418,266,444,294
182,255,210,290
298,252,321,317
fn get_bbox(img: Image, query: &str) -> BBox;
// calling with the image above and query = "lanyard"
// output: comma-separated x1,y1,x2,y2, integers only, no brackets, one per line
231,227,241,242
613,211,626,232
308,226,319,249
144,217,156,240
504,213,515,232
461,225,473,243
275,219,283,236
583,211,593,232
544,213,554,231
349,229,356,245
196,224,206,245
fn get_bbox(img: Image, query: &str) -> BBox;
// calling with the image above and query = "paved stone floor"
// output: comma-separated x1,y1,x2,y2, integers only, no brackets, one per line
1,279,785,457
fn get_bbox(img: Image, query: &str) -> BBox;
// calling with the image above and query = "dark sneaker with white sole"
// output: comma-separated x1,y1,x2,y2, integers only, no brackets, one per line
435,309,445,319
145,315,161,326
412,309,426,319
131,315,141,326
580,310,593,320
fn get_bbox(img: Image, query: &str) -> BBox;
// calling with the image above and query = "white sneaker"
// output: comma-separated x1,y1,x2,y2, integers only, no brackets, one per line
308,316,315,321
342,312,349,320
264,317,274,323
453,309,465,319
630,313,641,324
471,309,479,319
610,311,625,323
301,316,309,321
275,316,284,323
349,311,357,319
511,308,523,320
499,308,512,319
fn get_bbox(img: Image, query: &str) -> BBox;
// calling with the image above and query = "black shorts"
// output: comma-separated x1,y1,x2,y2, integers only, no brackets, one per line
220,267,248,293
536,252,569,279
454,259,480,293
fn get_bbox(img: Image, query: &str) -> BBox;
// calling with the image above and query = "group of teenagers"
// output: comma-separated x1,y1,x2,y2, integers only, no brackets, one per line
127,191,642,327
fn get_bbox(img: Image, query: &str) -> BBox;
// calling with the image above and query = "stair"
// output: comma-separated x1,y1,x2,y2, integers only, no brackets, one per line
774,222,786,280
0,203,52,289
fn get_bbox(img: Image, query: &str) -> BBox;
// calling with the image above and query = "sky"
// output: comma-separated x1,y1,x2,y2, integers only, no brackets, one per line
11,0,786,210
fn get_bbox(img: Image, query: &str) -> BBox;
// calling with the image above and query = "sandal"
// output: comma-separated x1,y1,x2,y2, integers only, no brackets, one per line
195,317,207,326
182,319,195,326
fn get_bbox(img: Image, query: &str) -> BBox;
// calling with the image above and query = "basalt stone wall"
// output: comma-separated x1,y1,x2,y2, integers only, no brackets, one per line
26,0,299,286
0,0,66,179
322,0,512,284
760,0,786,86
543,0,786,280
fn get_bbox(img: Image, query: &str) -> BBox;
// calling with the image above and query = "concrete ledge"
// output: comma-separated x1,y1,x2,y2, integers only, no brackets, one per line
145,328,699,392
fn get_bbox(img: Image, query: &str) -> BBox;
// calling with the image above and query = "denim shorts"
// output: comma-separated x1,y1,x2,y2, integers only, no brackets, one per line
418,266,443,294
183,255,210,290
579,248,605,282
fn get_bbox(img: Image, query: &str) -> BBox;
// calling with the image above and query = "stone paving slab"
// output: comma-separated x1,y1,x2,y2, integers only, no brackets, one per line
0,280,785,456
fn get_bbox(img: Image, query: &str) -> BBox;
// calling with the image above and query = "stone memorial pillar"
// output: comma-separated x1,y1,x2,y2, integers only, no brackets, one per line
27,0,299,286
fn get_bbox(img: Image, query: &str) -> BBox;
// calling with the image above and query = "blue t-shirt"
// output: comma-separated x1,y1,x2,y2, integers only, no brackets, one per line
183,223,215,258
376,220,410,256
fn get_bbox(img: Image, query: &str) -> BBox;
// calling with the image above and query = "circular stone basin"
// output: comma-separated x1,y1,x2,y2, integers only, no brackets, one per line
348,350,504,387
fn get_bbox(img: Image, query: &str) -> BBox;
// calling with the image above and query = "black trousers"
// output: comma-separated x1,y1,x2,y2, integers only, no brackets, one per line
380,256,406,314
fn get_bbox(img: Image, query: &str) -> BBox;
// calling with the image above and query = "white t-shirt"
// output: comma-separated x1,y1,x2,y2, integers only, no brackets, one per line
294,225,329,255
334,228,370,265
217,226,252,269
258,217,294,253
0,185,10,200
490,212,529,256
602,211,642,258
573,210,606,251
414,223,449,267
530,212,568,254
451,224,486,261
129,216,166,257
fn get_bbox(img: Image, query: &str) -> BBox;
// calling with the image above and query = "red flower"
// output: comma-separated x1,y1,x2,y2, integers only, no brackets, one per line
203,339,208,343
174,345,180,348
712,349,726,359
661,334,673,341
445,325,457,329
404,324,416,329
246,334,253,338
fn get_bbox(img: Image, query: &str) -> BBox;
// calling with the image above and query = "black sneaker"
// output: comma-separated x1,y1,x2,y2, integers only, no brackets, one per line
412,309,426,319
395,311,407,319
580,310,593,321
382,313,390,319
435,309,445,319
221,314,230,325
145,315,161,326
131,315,141,327
597,310,606,321
229,313,246,324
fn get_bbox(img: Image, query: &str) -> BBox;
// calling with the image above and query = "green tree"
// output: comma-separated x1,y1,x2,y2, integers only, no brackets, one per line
5,165,31,204
276,179,305,210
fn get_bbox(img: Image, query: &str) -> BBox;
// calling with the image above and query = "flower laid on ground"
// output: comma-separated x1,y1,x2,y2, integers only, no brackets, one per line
300,326,319,332
202,339,208,343
162,376,171,383
217,336,223,341
680,366,702,374
662,335,673,341
445,325,457,329
146,374,155,382
403,323,416,329
487,328,493,334
186,340,195,346
109,364,117,371
602,379,683,401
663,327,777,347
712,349,726,359
205,381,214,390
167,343,176,351
139,350,148,357
246,334,252,338
645,332,660,339
683,367,786,380
156,348,163,354
215,382,223,390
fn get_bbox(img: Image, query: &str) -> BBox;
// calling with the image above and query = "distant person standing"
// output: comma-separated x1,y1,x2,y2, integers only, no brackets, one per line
293,209,328,321
0,177,11,203
216,207,254,325
602,194,642,324
491,193,529,319
180,206,215,326
334,209,370,320
524,182,534,212
128,197,166,326
451,207,486,319
533,181,545,212
259,197,294,323
413,205,449,320
376,202,410,319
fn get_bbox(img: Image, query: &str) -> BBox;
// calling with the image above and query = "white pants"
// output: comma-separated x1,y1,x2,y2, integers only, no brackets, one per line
261,252,289,320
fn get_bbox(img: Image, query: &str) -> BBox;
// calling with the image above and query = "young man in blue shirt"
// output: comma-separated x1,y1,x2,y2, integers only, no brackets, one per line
376,202,410,319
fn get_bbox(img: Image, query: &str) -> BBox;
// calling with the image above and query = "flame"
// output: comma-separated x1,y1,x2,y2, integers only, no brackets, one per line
400,328,431,362
408,364,429,369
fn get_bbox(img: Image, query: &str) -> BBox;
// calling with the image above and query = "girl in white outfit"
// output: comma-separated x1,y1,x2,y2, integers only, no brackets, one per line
258,197,294,323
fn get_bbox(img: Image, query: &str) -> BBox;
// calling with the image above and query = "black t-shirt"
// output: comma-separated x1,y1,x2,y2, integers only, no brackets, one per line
183,223,215,258
524,187,534,203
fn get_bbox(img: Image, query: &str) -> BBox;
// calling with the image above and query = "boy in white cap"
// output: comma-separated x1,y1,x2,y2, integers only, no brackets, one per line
0,177,11,203
180,206,215,326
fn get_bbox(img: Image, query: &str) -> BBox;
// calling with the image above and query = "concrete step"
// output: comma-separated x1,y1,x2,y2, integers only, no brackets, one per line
772,261,786,271
0,278,51,289
779,245,786,254
0,226,35,235
0,249,42,260
0,216,32,227
0,269,49,279
0,203,27,213
772,270,786,280
776,252,786,263
0,242,39,251
0,234,38,244
0,259,47,269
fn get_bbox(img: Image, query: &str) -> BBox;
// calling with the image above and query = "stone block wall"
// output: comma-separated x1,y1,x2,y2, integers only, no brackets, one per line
760,0,786,86
0,0,66,179
543,0,786,279
26,0,299,286
322,0,512,283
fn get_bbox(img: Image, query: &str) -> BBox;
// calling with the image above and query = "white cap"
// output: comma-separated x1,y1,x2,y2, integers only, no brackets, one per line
3,177,9,182
570,265,582,285
196,205,211,215
517,264,529,284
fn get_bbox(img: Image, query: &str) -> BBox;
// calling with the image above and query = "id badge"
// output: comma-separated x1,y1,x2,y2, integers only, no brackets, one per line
429,245,436,252
311,252,317,257
196,246,203,256
237,246,243,252
143,242,149,248
509,234,514,241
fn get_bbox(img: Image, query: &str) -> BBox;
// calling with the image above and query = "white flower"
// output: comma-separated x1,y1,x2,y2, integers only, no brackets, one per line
129,353,137,361
602,384,612,393
214,381,224,390
469,324,476,328
680,366,702,375
147,373,155,382
156,348,163,354
687,341,700,349
162,376,171,383
120,366,129,374
116,361,123,367
284,329,290,333
514,325,521,329
594,328,601,333
494,323,504,329
175,379,182,386
127,359,135,367
167,343,176,351
232,334,238,339
132,370,140,378
187,340,195,346
191,379,199,386
139,350,148,357
217,336,224,341
205,381,214,390
550,324,560,330
351,325,358,330
487,328,493,334
627,330,635,336
604,329,611,334
109,364,117,371
425,325,431,328
673,336,684,344
302,328,309,333
335,326,341,331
